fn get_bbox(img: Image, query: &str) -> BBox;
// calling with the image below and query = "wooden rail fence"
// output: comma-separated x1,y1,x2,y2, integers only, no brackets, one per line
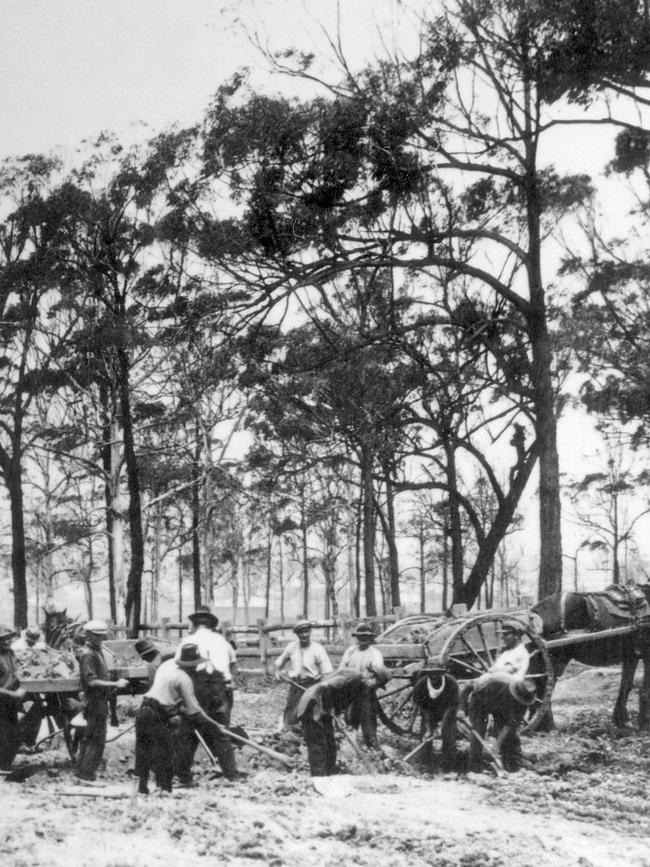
108,608,414,675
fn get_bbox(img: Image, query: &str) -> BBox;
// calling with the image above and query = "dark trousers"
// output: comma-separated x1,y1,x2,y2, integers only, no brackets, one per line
76,697,108,781
135,699,175,793
21,700,43,747
192,717,238,779
344,688,379,748
468,696,524,772
0,700,21,770
224,685,234,726
284,677,318,727
301,714,337,776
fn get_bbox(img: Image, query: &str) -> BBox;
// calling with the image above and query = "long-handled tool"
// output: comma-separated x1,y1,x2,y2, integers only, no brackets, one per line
283,675,381,773
403,734,435,764
457,713,503,774
194,727,219,770
207,719,293,768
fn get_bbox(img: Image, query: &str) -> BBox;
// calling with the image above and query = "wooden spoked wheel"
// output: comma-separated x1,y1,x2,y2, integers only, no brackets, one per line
438,613,555,733
376,673,422,737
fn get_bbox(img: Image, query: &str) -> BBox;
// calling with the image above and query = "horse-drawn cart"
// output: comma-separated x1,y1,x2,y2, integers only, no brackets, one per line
18,641,155,759
374,589,650,739
21,676,82,757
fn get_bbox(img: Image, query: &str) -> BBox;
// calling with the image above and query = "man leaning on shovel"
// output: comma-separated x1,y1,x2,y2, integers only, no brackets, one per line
275,620,333,728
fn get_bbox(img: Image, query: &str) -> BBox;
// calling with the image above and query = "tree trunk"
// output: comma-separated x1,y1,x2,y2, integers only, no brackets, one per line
524,138,563,600
265,496,273,618
191,425,202,610
100,383,117,623
110,417,126,623
419,517,426,614
381,462,401,608
151,499,162,623
361,446,377,617
119,344,145,639
462,446,538,608
446,447,465,605
300,489,309,618
9,452,27,629
278,535,285,621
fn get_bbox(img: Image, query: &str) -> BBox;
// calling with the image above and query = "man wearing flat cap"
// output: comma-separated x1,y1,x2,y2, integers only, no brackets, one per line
339,621,390,750
275,620,333,728
0,625,26,770
488,622,530,679
177,605,237,723
75,620,129,783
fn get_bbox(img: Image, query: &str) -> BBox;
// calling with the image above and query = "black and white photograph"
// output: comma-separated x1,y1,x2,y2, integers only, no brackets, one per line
0,2,649,865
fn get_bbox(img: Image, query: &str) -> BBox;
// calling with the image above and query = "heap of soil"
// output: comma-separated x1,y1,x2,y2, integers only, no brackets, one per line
14,646,77,680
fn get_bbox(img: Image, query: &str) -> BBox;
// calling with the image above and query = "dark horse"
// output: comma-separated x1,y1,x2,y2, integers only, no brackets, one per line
532,586,650,729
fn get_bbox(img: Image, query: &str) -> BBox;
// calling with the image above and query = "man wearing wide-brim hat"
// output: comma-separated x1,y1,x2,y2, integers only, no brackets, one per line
467,671,537,772
75,620,129,783
135,643,239,793
135,637,175,687
338,621,391,750
275,620,333,728
0,624,26,770
177,605,237,724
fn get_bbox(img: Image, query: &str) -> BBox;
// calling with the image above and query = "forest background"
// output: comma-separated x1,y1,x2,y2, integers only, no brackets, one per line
1,0,650,634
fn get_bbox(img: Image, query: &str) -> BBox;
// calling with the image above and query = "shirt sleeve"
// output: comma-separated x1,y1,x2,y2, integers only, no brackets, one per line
339,647,352,669
79,652,100,688
514,645,530,676
275,644,291,670
318,645,333,675
176,671,202,716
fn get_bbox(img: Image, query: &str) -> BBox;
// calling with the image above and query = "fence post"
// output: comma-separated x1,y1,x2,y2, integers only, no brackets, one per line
341,617,353,645
222,619,232,645
258,618,271,675
160,617,170,642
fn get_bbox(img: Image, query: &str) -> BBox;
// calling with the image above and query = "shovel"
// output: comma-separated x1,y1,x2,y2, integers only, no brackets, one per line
202,719,293,768
312,774,354,798
456,714,503,774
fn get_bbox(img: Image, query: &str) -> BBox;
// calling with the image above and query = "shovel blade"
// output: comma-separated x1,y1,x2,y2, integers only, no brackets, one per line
312,774,353,798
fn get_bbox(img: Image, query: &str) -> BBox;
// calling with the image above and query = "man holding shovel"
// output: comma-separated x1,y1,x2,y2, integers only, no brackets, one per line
275,621,332,728
296,668,388,777
338,621,390,750
135,643,240,793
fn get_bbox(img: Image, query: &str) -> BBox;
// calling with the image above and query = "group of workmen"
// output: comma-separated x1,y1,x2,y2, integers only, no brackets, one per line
0,609,538,787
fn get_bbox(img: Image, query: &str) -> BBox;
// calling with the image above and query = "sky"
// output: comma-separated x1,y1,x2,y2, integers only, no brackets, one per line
0,1,645,618
0,0,413,160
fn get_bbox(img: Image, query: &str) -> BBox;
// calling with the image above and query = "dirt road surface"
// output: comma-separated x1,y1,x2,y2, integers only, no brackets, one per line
2,665,649,867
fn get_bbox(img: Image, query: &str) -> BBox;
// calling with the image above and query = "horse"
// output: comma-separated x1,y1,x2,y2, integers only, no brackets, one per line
531,586,650,729
41,603,119,729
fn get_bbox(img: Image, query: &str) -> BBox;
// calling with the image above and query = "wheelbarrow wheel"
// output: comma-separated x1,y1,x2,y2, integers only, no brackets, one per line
376,676,420,737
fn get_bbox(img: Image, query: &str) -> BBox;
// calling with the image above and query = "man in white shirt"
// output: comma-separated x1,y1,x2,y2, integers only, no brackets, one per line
275,620,333,727
177,606,237,723
339,621,390,749
489,622,530,678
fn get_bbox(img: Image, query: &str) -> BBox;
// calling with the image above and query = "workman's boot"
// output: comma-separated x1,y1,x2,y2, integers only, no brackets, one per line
218,744,239,781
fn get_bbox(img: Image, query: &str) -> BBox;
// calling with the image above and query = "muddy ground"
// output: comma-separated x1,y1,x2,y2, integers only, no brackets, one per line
2,664,650,867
